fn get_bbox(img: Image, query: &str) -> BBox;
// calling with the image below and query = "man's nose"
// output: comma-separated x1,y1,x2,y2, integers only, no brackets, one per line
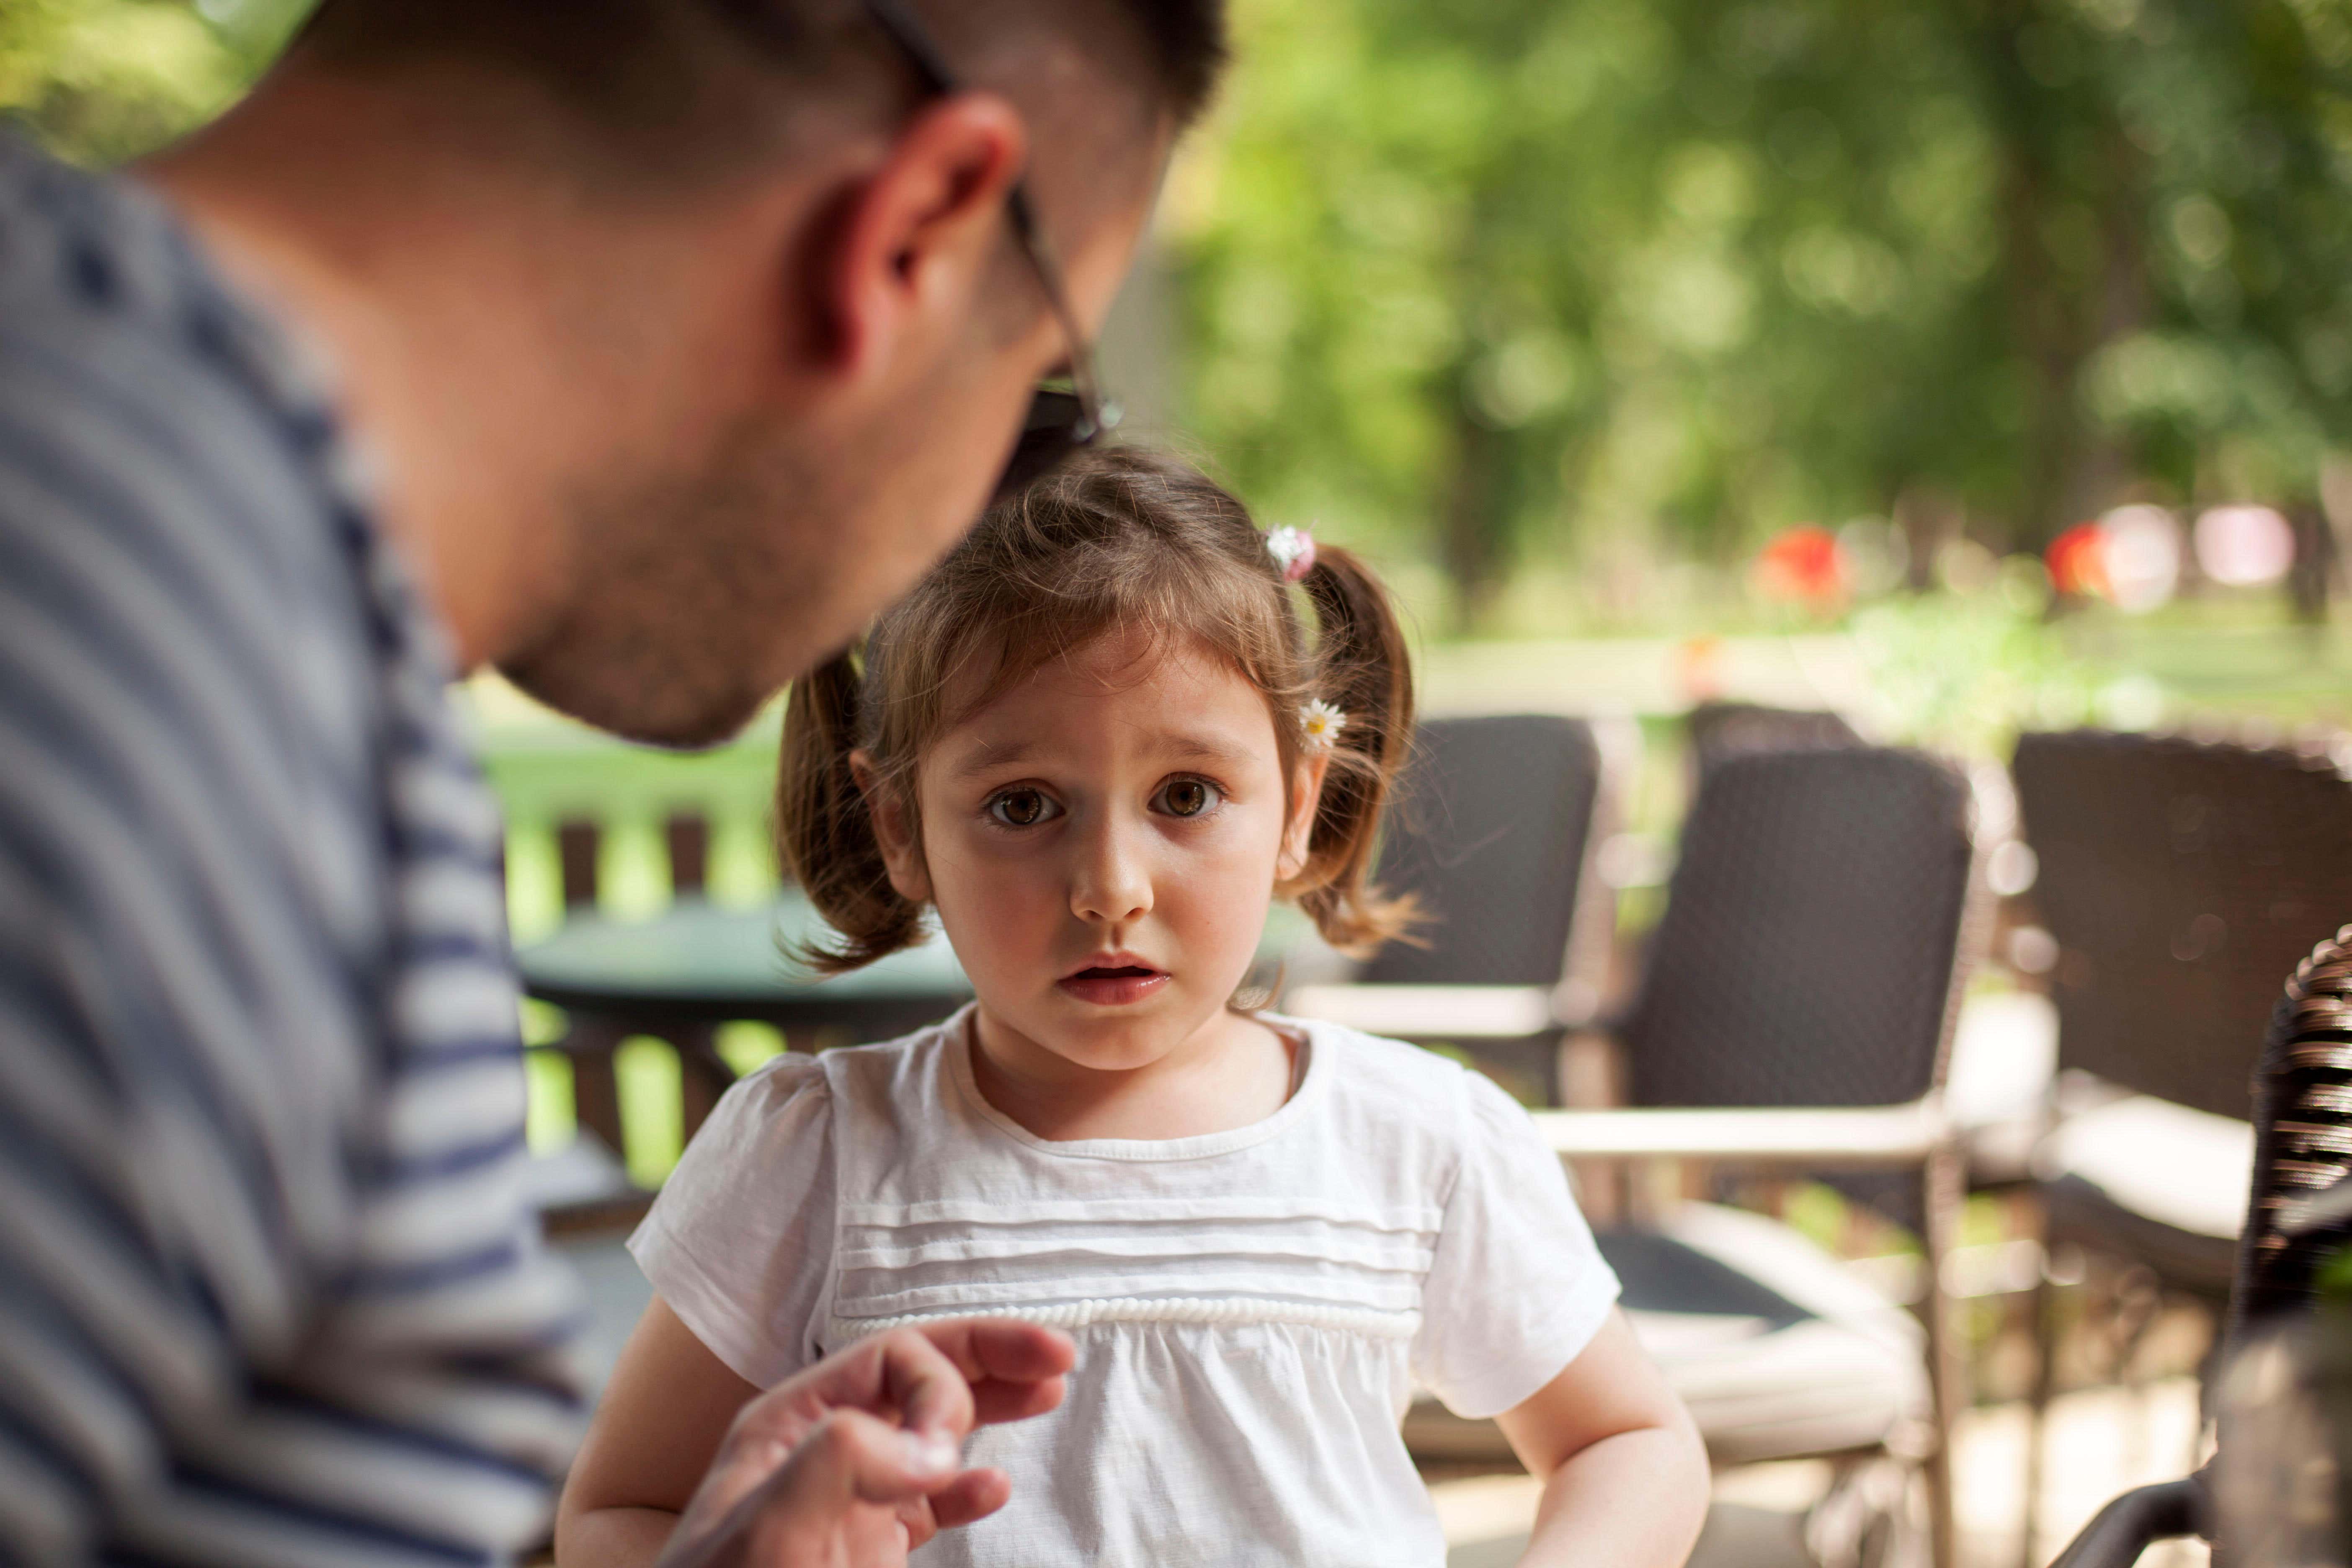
1070,810,1153,926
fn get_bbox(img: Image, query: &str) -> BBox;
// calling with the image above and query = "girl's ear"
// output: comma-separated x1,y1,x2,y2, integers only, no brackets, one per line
850,750,934,903
1277,749,1332,883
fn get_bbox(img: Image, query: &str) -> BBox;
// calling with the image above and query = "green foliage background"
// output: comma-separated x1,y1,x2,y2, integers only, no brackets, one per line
10,0,2352,632
0,0,307,165
1171,0,2352,625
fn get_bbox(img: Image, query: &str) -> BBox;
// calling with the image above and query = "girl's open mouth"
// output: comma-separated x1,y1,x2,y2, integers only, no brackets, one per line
1057,963,1170,1007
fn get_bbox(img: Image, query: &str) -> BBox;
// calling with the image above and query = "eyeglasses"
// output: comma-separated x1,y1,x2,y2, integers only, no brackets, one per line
858,0,1121,503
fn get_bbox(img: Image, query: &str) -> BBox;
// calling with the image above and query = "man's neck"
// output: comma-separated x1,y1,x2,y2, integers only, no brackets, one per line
138,68,640,671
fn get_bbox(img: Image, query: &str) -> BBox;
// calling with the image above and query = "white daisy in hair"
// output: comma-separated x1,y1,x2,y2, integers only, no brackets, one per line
1264,524,1315,581
1300,698,1347,753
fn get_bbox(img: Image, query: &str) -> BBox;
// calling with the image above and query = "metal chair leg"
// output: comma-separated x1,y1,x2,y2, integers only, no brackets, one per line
2022,1220,2063,1568
2104,1265,2163,1487
1923,1140,1965,1568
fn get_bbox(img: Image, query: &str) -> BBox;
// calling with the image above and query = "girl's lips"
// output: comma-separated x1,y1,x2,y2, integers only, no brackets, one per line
1056,965,1170,1007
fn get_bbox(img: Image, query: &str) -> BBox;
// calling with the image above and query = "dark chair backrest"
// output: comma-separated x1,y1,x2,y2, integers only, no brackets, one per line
2014,729,2352,1120
1360,714,1602,988
1624,747,1981,1110
1686,701,1865,783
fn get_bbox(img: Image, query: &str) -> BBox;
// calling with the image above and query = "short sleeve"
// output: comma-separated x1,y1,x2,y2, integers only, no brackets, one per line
1413,1070,1621,1419
629,1055,838,1388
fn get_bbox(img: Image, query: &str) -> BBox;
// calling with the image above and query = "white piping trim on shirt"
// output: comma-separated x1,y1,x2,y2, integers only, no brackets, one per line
829,1297,1421,1342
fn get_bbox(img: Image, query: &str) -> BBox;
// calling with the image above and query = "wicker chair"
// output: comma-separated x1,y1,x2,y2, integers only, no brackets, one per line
2030,924,2352,1568
1412,746,1989,1568
1686,700,1866,782
1288,713,1621,1104
1686,702,1950,1233
2011,727,2352,1552
2234,930,2352,1338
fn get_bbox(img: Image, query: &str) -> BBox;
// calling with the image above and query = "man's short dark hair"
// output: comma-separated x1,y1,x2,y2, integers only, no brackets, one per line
298,0,1227,170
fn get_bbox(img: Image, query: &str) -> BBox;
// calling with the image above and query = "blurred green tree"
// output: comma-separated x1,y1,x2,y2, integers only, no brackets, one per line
1173,0,2352,626
8,0,2347,628
1,0,309,167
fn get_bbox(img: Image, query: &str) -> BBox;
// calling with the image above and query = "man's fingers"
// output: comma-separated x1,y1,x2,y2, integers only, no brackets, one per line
917,1319,1077,1385
771,1326,980,1449
925,1467,1014,1530
754,1319,1072,1458
780,1408,959,1510
662,1411,953,1568
664,1330,1068,1568
879,1320,1073,1439
868,1328,980,1443
969,1371,1066,1427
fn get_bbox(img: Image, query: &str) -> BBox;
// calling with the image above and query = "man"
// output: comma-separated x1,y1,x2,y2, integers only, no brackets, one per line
0,0,1223,1563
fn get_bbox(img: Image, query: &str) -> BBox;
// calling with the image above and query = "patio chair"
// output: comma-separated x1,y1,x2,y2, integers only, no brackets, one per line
2028,924,2352,1568
1683,701,1949,1233
1288,713,1622,1104
1686,700,1865,782
1408,745,1989,1568
2009,727,2352,1548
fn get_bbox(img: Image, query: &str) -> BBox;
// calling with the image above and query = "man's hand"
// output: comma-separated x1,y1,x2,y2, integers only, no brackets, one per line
654,1319,1075,1568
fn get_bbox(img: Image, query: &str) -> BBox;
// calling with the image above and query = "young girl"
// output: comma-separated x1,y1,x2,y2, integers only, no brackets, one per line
558,448,1708,1567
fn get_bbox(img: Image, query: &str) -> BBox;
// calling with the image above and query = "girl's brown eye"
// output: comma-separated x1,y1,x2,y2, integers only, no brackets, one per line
989,789,1057,828
1155,779,1218,818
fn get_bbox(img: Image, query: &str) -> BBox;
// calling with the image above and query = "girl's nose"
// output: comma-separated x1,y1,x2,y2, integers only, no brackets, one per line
1070,814,1153,926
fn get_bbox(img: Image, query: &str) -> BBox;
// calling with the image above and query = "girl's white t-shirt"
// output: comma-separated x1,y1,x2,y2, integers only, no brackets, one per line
629,1006,1620,1568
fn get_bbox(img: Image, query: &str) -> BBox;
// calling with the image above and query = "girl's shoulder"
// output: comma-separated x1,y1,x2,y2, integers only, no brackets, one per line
707,1013,963,1136
809,1012,965,1104
1277,1014,1539,1147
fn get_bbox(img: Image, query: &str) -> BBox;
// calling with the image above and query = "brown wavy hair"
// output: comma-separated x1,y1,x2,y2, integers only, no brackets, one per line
778,445,1417,973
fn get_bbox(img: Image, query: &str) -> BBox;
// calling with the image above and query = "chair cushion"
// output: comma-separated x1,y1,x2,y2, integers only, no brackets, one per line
1952,990,2060,1189
1620,1204,1929,1466
1404,1203,1927,1469
2039,1093,2251,1296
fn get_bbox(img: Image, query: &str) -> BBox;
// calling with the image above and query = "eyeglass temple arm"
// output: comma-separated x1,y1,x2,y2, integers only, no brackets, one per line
859,0,954,92
1004,189,1113,431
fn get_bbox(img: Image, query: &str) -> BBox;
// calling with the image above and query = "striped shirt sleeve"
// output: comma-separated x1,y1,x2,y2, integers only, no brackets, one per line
0,138,582,1568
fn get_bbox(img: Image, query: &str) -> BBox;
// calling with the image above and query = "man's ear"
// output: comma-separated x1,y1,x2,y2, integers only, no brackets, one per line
1277,750,1332,883
819,93,1029,380
850,749,934,903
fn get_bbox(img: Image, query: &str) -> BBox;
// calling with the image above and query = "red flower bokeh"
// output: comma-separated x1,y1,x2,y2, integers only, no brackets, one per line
1753,526,1848,608
2045,523,2110,599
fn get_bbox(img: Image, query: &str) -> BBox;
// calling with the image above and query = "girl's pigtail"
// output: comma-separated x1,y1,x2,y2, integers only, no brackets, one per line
1289,544,1421,954
777,650,925,973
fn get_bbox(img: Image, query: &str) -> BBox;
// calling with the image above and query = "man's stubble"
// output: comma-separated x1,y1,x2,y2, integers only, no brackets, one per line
496,415,939,749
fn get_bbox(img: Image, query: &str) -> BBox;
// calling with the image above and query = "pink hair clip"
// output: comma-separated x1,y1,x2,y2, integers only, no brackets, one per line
1264,525,1316,583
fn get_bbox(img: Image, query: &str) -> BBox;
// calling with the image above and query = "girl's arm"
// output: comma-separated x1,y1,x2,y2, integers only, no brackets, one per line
557,1297,763,1566
1494,1310,1710,1568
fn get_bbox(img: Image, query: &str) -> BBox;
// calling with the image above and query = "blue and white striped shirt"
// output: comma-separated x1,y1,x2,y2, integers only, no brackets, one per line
0,139,583,1566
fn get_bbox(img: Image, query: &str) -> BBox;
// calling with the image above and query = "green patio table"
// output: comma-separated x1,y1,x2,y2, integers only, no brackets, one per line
517,888,1317,1034
520,890,1310,1036
521,889,977,1043
518,892,1312,1194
